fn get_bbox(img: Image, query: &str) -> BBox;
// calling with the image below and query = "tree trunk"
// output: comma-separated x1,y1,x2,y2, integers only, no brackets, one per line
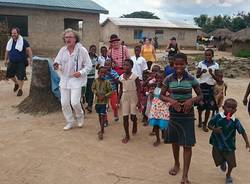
17,59,61,115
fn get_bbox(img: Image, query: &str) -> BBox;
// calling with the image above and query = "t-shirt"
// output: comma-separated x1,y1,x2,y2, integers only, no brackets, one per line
9,39,30,63
163,71,199,117
88,55,98,79
209,112,245,152
131,56,148,80
168,43,178,57
197,60,219,85
105,69,119,91
165,65,175,76
91,79,112,104
98,55,110,67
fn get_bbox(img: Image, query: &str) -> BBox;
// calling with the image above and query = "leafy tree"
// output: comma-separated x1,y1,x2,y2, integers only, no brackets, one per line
121,11,160,19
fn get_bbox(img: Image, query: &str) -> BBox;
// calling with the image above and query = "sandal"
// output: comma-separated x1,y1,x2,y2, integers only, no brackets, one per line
226,176,233,184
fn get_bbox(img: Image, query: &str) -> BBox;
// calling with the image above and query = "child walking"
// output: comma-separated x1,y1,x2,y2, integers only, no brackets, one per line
161,53,203,184
118,59,141,144
149,70,170,146
92,67,112,140
104,59,120,121
213,69,227,115
208,98,250,184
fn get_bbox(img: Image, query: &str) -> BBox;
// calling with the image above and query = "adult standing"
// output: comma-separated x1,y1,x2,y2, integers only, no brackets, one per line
196,49,219,132
53,28,92,130
4,27,33,96
141,38,156,70
166,37,179,59
108,34,129,76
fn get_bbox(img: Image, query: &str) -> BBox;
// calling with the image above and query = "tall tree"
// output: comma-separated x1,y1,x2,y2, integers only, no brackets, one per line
121,11,160,19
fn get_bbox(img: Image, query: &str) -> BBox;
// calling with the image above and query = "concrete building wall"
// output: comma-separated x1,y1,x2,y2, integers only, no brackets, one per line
102,25,197,48
0,7,100,56
100,21,119,43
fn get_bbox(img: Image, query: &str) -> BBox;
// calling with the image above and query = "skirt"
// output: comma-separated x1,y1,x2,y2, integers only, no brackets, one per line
197,83,217,111
149,118,169,130
164,116,196,147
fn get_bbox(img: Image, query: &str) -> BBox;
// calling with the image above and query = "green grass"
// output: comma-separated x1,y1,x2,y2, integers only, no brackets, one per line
235,50,250,58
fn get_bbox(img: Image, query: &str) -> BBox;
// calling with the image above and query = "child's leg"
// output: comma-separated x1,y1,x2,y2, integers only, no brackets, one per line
203,110,211,132
110,91,119,120
198,109,203,128
153,126,160,147
181,146,192,183
122,115,130,143
131,114,137,135
169,143,180,175
98,114,104,140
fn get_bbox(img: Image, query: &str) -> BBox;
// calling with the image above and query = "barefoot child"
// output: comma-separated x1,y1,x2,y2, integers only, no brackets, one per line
208,98,250,184
104,59,120,122
161,53,203,184
92,67,112,140
213,69,227,115
118,59,141,143
149,70,170,146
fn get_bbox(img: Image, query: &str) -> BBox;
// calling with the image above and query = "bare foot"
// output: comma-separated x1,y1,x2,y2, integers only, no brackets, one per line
169,165,180,176
98,131,103,140
181,177,191,184
153,140,160,147
122,136,130,144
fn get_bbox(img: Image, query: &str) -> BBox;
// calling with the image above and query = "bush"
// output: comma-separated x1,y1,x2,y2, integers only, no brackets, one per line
235,50,250,58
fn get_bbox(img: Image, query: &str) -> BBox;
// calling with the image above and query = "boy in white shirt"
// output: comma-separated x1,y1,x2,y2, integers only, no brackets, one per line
131,45,148,80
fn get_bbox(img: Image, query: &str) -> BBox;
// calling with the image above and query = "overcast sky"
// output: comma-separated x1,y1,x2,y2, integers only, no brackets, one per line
93,0,250,23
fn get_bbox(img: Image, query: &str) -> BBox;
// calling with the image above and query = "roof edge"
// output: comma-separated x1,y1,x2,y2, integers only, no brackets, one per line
0,2,109,14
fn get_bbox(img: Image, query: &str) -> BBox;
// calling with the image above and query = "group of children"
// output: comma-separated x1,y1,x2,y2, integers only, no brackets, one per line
80,44,250,184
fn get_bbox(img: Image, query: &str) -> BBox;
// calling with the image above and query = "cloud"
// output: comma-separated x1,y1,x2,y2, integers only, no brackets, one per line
93,0,250,23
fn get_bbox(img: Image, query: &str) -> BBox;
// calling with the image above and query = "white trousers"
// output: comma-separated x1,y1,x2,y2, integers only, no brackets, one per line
60,87,83,123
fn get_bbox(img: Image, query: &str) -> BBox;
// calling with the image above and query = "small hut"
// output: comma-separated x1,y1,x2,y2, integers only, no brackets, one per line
208,28,234,51
232,28,250,57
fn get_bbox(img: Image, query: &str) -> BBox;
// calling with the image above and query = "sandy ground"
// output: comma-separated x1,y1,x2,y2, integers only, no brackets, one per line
0,67,250,184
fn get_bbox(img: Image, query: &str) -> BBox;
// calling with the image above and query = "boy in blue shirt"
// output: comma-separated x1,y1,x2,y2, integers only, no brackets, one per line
208,98,250,184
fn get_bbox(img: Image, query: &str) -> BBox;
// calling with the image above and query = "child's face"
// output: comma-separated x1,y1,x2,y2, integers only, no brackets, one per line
134,47,141,56
98,68,106,79
101,48,107,56
123,61,132,73
223,101,237,115
155,74,163,84
90,46,96,54
151,66,160,74
169,59,174,66
104,61,112,71
216,74,223,82
205,50,213,61
174,58,186,74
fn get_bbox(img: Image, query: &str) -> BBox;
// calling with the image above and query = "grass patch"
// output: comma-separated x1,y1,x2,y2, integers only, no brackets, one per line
235,50,250,58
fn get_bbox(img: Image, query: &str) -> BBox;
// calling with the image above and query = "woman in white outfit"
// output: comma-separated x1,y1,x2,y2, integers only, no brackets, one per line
53,29,92,130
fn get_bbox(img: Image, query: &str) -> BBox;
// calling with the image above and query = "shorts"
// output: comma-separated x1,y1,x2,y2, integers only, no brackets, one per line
6,61,26,80
95,104,107,115
212,147,236,168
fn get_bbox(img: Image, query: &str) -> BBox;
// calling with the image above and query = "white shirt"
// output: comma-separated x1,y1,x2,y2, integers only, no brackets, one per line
131,56,148,80
54,43,92,89
98,55,110,67
197,60,219,85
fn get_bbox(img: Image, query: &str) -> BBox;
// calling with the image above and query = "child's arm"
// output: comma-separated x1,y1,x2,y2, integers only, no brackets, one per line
118,81,123,104
196,67,206,78
91,80,97,95
104,81,113,98
242,132,250,151
208,115,222,134
135,77,142,109
160,85,181,112
183,84,203,114
224,83,228,96
243,82,250,106
208,68,218,81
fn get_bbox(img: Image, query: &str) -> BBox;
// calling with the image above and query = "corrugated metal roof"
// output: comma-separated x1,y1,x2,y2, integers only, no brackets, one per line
0,0,108,14
102,17,200,29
